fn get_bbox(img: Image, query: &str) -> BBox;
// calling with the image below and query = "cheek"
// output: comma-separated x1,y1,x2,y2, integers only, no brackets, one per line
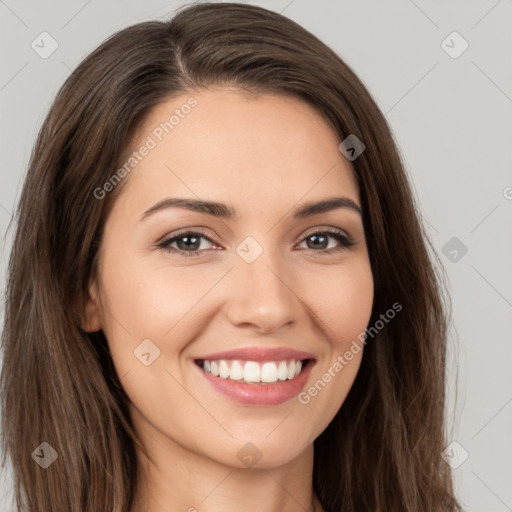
296,259,373,421
97,250,223,365
335,267,374,344
306,258,374,346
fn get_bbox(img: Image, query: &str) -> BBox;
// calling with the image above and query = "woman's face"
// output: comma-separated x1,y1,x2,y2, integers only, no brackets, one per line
85,87,374,469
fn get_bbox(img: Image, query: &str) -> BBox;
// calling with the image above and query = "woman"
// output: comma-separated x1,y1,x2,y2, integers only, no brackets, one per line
0,2,462,511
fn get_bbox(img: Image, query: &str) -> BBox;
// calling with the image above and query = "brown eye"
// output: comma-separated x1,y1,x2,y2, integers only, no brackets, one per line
158,231,218,257
298,229,354,253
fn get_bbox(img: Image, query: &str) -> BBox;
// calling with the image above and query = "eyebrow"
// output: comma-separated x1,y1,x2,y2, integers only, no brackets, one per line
140,196,362,221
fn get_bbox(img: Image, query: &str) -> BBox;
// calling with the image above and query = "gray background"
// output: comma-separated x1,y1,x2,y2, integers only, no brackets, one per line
0,0,511,510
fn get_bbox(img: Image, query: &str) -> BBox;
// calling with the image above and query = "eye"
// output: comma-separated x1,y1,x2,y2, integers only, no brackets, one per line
157,230,219,257
297,228,355,254
157,227,355,258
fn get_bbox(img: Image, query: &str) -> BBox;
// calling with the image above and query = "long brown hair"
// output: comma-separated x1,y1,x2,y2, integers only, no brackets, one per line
0,2,461,511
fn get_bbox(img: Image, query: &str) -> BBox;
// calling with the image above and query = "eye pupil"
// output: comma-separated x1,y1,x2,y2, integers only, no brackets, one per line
178,236,200,251
308,234,327,249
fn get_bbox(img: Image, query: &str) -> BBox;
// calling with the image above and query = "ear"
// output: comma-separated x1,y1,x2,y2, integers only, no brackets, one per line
81,280,103,332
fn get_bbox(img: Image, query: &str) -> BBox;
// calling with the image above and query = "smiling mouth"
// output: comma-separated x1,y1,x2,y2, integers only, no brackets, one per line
194,358,313,385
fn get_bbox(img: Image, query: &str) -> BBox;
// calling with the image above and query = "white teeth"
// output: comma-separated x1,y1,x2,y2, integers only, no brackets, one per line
278,361,288,381
229,360,244,380
261,362,277,383
218,360,230,379
287,361,295,379
243,361,261,382
200,358,305,383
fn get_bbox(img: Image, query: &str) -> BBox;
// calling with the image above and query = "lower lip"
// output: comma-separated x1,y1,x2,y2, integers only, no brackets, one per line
196,360,314,406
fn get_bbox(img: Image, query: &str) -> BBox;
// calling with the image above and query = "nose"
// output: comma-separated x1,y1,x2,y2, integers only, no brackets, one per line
224,249,299,335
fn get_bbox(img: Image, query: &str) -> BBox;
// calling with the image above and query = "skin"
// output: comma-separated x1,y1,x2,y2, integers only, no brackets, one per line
83,87,374,512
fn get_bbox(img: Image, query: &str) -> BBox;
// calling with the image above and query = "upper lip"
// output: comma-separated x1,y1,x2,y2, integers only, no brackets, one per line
195,347,315,362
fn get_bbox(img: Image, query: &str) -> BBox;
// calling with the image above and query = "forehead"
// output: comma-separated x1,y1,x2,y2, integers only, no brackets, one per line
119,87,359,214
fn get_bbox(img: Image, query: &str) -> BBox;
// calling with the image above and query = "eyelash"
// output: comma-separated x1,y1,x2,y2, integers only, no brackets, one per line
156,227,355,258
